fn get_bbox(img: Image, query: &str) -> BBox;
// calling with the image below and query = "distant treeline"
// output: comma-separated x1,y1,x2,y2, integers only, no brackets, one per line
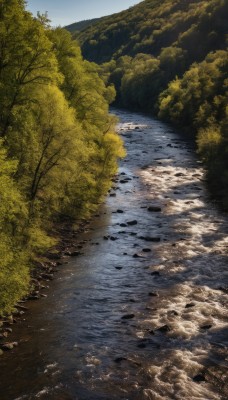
73,0,228,208
65,18,101,33
0,0,125,315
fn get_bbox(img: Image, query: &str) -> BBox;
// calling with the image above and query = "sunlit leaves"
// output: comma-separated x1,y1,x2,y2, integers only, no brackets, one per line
76,0,227,65
0,0,61,138
0,139,30,314
73,0,228,209
197,125,222,161
158,50,228,128
0,2,125,314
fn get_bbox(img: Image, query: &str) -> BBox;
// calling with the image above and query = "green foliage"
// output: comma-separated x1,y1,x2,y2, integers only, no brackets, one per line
74,0,227,115
197,114,228,207
48,28,124,217
120,54,162,111
0,1,125,315
71,0,227,208
159,51,227,128
158,51,228,207
0,140,30,314
76,0,227,65
197,126,222,161
66,18,101,33
0,0,61,138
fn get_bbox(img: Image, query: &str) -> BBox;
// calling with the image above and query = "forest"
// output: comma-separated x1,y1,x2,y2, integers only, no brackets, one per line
70,0,228,208
0,0,125,315
0,1,227,397
66,17,101,33
0,0,227,318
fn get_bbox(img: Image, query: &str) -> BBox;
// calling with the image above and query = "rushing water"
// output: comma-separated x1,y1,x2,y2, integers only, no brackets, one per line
0,109,227,400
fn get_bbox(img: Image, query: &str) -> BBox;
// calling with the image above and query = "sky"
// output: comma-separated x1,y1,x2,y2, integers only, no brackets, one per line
26,0,142,27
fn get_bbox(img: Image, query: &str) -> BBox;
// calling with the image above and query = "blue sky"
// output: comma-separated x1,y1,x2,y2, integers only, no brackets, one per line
26,0,142,26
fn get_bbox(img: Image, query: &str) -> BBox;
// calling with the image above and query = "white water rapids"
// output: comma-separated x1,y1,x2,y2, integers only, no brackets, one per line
0,109,227,400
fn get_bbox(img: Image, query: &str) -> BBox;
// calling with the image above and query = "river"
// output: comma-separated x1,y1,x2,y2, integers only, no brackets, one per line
0,109,227,400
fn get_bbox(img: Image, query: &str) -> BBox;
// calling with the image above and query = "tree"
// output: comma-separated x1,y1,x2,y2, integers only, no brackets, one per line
0,2,125,314
0,139,29,315
0,0,60,138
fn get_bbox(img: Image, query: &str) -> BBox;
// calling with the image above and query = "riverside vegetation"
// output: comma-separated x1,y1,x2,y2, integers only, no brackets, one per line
0,0,125,315
69,0,228,208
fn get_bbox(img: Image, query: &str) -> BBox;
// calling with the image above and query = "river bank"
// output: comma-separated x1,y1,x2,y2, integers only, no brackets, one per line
0,109,227,400
0,218,91,352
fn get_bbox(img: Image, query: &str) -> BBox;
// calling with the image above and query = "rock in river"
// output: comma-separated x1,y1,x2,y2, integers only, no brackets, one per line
148,292,158,297
193,374,206,383
114,357,128,363
127,220,138,226
156,325,171,333
1,342,18,351
138,236,161,242
147,206,162,212
121,314,135,320
151,271,160,276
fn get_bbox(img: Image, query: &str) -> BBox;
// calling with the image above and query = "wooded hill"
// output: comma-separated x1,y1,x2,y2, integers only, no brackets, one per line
65,17,102,33
0,0,125,315
72,0,228,208
76,0,227,64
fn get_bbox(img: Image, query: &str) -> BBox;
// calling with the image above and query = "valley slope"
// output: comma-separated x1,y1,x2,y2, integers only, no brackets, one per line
68,0,228,208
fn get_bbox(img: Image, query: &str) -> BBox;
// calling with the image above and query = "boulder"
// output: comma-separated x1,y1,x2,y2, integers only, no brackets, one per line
4,328,12,333
1,343,14,351
201,324,212,330
138,236,160,242
114,357,128,363
147,206,161,212
156,325,170,333
127,220,138,226
170,310,179,316
185,303,195,308
193,374,205,383
28,294,40,300
151,271,160,276
121,314,135,320
133,253,140,258
148,292,158,297
110,236,118,241
0,332,8,339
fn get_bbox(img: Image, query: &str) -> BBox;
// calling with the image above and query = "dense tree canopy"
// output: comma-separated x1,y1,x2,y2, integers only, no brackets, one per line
0,0,227,316
0,0,125,315
74,0,227,65
69,0,228,208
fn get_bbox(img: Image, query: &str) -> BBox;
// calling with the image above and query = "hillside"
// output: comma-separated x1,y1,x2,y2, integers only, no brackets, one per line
72,0,228,209
77,0,227,64
65,17,101,33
